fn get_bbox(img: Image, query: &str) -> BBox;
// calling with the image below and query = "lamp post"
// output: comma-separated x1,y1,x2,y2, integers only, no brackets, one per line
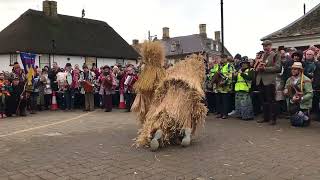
220,0,225,55
51,40,56,67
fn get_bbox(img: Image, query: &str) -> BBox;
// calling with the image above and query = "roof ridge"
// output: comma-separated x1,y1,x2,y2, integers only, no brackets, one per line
25,9,109,26
261,2,320,40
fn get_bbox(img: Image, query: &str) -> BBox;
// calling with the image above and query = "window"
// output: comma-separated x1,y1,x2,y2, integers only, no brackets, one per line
39,54,50,69
85,57,97,69
171,43,176,52
116,59,124,66
10,54,17,66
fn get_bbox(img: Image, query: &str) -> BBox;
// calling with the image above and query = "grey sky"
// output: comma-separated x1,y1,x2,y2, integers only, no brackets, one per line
0,0,319,57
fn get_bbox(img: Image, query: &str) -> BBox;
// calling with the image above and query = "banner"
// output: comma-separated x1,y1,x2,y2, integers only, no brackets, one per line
20,52,36,86
20,52,36,73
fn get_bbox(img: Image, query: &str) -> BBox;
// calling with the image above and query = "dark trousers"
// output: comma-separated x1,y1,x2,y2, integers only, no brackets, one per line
124,93,135,111
112,90,120,108
276,100,287,115
205,92,215,113
56,92,64,110
216,93,231,116
64,90,74,110
312,91,320,121
231,92,235,111
259,83,277,121
74,90,83,109
251,92,262,115
94,93,101,108
104,94,113,111
0,95,5,114
44,94,51,109
30,92,39,112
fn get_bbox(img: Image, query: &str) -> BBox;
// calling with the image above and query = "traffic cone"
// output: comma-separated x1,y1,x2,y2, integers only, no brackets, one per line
51,91,58,111
119,90,126,109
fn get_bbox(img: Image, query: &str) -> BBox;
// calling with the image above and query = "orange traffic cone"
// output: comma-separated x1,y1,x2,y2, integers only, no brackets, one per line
51,91,58,111
119,90,126,109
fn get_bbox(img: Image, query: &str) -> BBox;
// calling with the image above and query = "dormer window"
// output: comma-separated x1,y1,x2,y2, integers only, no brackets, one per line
171,43,176,52
171,40,181,52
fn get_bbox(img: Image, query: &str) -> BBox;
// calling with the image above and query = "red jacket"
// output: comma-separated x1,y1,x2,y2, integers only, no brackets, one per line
120,73,138,93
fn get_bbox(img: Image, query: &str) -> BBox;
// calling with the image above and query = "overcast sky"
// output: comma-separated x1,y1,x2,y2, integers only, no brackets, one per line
0,0,319,57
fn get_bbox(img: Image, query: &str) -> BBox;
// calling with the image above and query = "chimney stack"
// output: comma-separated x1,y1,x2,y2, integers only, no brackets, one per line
215,31,221,42
132,39,139,45
162,27,170,40
43,0,57,16
199,24,207,38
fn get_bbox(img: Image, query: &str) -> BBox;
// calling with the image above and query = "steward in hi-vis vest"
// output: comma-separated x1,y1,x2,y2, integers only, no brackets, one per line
216,55,235,119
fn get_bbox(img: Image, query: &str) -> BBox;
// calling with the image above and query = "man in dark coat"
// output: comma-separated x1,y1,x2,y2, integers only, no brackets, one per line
6,76,27,116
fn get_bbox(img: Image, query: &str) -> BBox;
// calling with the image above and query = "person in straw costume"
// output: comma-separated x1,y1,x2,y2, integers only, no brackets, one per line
131,41,166,124
135,54,208,151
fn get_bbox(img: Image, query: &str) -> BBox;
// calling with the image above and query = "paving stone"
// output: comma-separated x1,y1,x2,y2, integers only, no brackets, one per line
1,111,320,179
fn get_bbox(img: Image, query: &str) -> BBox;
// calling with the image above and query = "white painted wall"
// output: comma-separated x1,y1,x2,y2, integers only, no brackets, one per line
52,55,85,69
125,59,137,65
0,54,41,72
97,58,117,68
0,55,13,72
0,54,137,72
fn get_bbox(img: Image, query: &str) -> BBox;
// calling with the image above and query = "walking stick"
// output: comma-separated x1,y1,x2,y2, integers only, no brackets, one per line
16,82,27,115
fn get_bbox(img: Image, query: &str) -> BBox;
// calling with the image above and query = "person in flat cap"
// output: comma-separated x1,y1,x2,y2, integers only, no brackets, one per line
255,39,281,125
283,62,313,127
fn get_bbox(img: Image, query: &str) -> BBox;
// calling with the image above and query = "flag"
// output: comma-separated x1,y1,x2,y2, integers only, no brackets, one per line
20,52,36,86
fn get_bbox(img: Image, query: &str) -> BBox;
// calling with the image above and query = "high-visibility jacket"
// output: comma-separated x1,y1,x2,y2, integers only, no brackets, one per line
217,63,234,93
209,64,220,80
235,69,251,92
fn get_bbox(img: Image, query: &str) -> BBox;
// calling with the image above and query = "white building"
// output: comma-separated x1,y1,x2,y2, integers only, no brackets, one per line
261,3,320,51
0,1,139,72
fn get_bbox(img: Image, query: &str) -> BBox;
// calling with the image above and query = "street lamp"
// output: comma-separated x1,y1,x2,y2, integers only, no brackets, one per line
51,39,56,65
220,0,225,55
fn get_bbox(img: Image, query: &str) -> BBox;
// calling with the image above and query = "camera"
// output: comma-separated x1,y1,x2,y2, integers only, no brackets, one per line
103,71,110,76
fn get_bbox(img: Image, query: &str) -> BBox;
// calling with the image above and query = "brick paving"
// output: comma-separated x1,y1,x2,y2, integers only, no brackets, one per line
0,110,320,179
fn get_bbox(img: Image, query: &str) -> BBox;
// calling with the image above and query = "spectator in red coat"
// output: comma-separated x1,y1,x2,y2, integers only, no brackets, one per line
120,66,138,112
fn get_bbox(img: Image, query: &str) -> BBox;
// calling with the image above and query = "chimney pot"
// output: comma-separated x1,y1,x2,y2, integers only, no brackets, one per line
132,39,139,45
199,24,207,38
43,0,57,16
162,27,170,40
215,31,221,42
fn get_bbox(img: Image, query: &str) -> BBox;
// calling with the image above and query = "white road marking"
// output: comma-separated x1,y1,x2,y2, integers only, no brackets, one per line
0,112,93,138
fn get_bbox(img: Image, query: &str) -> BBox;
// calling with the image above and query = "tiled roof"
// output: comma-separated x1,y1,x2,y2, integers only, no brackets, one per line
262,3,320,40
